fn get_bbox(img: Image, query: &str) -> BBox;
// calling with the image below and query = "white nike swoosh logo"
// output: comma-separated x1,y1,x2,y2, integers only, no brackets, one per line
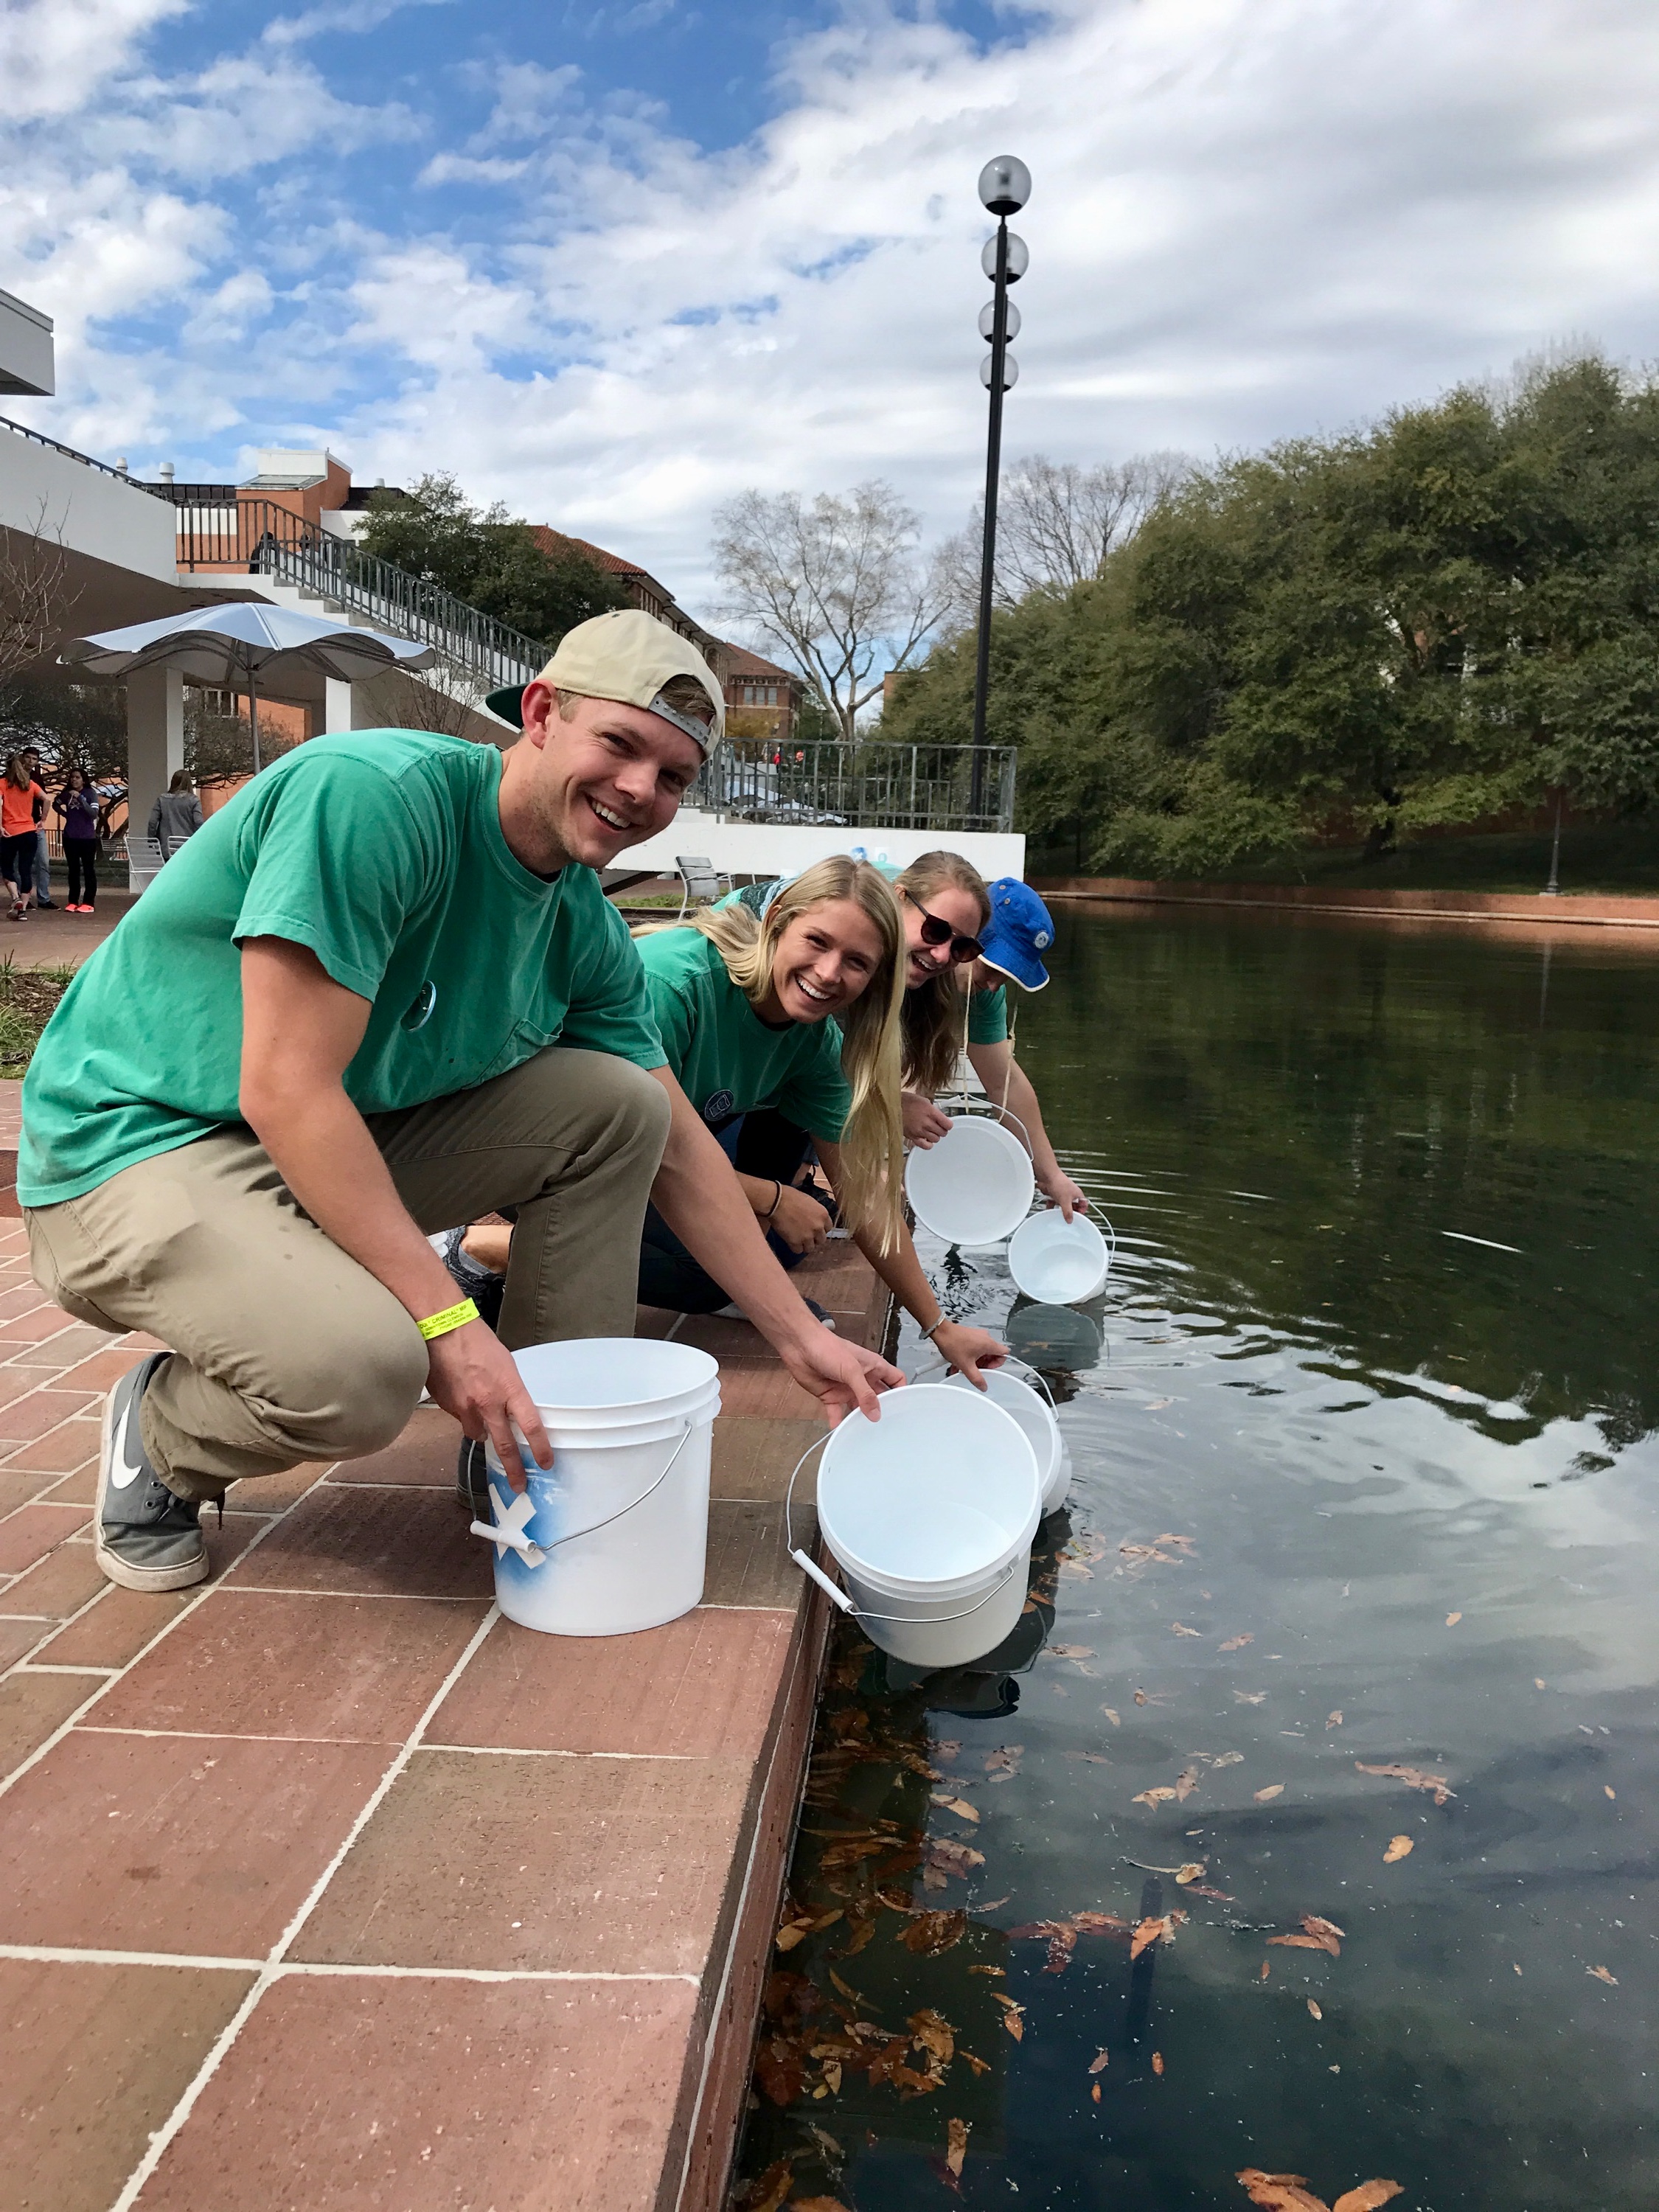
108,1392,150,1489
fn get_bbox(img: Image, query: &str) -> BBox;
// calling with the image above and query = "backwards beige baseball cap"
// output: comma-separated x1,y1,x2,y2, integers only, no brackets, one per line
485,609,725,753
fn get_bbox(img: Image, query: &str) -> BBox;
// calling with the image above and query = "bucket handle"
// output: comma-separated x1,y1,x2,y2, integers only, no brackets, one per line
784,1435,1026,1629
470,1419,698,1566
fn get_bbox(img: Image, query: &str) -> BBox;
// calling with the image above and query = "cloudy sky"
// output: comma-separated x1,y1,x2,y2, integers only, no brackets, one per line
4,0,1658,615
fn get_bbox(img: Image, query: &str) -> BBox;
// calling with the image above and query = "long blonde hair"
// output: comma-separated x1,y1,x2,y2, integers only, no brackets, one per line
641,858,908,1251
895,850,992,1100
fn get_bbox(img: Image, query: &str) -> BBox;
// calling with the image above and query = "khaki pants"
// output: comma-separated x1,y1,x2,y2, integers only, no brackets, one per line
25,1048,670,1502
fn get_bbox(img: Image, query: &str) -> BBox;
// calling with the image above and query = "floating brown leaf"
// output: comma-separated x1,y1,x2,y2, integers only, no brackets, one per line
1209,1750,1245,1767
1102,1706,1122,1728
820,2060,841,2093
1172,1622,1203,1637
925,1837,986,1878
1219,1634,1255,1652
1604,1786,1616,1801
1382,1834,1413,1863
1088,2048,1110,2073
1587,1965,1618,1986
959,2050,992,2076
901,1910,967,1955
1134,1690,1149,1705
910,2009,955,2065
1049,1645,1096,1660
757,2039,804,2106
1237,2173,1331,2212
1332,2187,1403,2212
1044,1925,1079,1975
1130,1913,1177,1960
1152,2050,1165,2075
833,1915,875,1960
990,1993,1025,2041
1259,1960,1271,1980
1074,1910,1133,1935
967,1962,1005,1978
740,2157,795,2212
931,1794,981,1823
1174,1863,1206,1885
1092,2081,1103,2103
828,1969,860,2003
1302,1915,1346,1944
1235,1691,1268,1705
1268,1934,1329,1953
1134,1786,1178,1808
1326,1711,1343,1729
945,2118,970,2179
1175,1765,1201,1801
1254,1784,1285,1803
1445,1612,1462,1627
1068,1750,1113,1765
1189,1882,1235,1902
985,1745,1023,1777
1147,1397,1174,1411
1307,2000,1323,2020
1355,1761,1455,1807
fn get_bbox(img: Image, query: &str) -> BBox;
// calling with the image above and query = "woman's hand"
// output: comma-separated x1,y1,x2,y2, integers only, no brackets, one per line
902,1090,953,1147
766,1182,830,1256
931,1320,1008,1387
1037,1166,1088,1222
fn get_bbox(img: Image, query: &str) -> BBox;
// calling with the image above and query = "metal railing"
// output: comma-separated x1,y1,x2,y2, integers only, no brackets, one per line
695,737,1017,835
0,410,169,491
174,498,545,693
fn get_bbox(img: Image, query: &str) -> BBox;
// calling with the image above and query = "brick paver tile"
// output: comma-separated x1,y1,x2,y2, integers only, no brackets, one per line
0,1469,52,1517
0,1537,105,1618
296,1747,748,1974
0,1731,392,1957
0,1615,52,1669
95,1590,490,1743
703,1499,813,1608
226,1484,494,1599
34,1584,190,1669
0,1499,91,1573
0,1307,88,1343
431,1605,796,1759
0,1958,254,2212
40,1460,98,1504
5,1322,119,1368
0,1281,50,1322
0,1386,96,1441
55,1345,147,1394
223,1459,330,1514
710,1413,825,1501
324,1403,463,1486
0,1669,99,1779
133,1975,700,2212
714,1363,825,1420
2,1417,100,1473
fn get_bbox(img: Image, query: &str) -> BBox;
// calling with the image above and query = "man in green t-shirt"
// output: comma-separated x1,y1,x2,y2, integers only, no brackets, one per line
22,610,899,1595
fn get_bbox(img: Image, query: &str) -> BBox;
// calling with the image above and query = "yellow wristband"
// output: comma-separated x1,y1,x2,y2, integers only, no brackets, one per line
417,1296,479,1342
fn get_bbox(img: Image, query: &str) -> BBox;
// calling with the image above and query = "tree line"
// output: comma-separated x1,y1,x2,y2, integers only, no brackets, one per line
881,353,1659,874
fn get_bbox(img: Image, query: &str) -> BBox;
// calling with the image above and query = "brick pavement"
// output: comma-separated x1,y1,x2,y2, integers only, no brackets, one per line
0,1083,883,2212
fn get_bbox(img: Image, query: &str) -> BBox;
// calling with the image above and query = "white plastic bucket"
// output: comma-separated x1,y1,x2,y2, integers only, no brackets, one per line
942,1366,1066,1514
808,1385,1041,1666
905,1116,1035,1248
473,1338,720,1638
1008,1208,1111,1304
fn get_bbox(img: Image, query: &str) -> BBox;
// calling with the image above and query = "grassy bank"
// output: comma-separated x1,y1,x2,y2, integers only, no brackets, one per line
0,960,72,1077
1028,821,1659,897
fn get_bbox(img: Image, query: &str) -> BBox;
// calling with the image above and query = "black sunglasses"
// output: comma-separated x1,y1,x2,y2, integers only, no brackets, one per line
903,888,983,965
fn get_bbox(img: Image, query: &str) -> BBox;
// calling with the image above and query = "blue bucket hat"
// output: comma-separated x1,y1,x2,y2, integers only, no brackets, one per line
980,877,1055,990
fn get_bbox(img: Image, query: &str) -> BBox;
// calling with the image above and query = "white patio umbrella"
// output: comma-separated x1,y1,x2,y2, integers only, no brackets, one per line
60,602,438,772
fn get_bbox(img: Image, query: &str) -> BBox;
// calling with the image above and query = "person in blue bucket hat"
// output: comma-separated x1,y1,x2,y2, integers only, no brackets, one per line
980,877,1055,992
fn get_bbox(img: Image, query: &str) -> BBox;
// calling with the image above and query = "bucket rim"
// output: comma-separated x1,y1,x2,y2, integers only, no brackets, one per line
509,1336,719,1416
904,1115,1035,1247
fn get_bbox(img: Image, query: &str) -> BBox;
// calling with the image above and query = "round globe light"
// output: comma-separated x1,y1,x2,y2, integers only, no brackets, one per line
981,231,1029,283
980,352,1020,391
979,300,1021,341
978,155,1032,216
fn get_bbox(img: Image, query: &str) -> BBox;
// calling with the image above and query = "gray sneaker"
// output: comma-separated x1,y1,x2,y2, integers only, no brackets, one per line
95,1354,208,1592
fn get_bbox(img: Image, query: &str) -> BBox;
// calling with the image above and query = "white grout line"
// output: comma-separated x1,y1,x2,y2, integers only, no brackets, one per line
421,1743,700,1761
15,1663,115,1677
107,1600,502,2212
0,1941,697,1986
77,1726,408,1747
209,1585,489,1601
0,1943,263,1971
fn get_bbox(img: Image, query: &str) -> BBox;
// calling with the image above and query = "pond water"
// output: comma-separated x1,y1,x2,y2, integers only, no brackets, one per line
732,908,1659,2212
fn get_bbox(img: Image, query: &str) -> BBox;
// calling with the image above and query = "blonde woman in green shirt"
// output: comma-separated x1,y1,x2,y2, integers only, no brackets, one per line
635,856,1006,1383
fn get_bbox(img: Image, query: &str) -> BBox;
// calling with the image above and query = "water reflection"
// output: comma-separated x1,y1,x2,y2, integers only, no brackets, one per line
735,912,1659,2212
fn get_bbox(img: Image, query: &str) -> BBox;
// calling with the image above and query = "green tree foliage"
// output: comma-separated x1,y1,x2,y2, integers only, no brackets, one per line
884,356,1659,874
358,474,627,652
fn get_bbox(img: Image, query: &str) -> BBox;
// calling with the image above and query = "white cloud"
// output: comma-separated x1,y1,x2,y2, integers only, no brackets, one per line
5,0,1659,621
0,0,187,123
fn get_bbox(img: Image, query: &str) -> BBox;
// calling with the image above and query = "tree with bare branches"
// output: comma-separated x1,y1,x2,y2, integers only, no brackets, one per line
712,482,947,741
937,451,1192,623
0,505,76,698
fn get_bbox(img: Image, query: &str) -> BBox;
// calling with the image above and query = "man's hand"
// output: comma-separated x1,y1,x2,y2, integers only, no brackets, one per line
779,1325,903,1424
902,1090,953,1147
425,1318,552,1495
768,1183,830,1256
930,1321,1008,1388
1037,1168,1089,1222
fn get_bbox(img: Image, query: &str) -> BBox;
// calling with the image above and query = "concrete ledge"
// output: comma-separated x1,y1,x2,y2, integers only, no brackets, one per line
1032,874,1659,930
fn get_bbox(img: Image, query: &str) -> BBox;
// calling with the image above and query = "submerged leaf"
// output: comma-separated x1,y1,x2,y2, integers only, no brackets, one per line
1219,1633,1254,1652
1307,2000,1323,2020
1326,1711,1343,1729
1175,1765,1201,1801
1130,1913,1178,1960
1382,1834,1413,1863
1088,2048,1110,2073
1445,1612,1462,1627
1049,1645,1096,1660
909,2008,956,2065
1331,2187,1403,2212
1236,2172,1330,2212
1133,1786,1178,1808
1152,2050,1165,2075
945,2118,970,2178
1254,1784,1285,1804
1102,1706,1122,1728
931,1794,981,1823
902,1910,968,1955
1587,1965,1618,1985
1235,1691,1268,1705
1354,1761,1455,1806
1172,1622,1203,1637
1174,1863,1207,1885
739,2158,795,2212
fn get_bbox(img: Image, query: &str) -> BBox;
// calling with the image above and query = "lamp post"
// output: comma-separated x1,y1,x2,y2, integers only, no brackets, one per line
970,154,1031,821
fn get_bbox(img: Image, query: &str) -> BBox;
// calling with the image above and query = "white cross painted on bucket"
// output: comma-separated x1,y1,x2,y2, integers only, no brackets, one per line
476,1480,546,1566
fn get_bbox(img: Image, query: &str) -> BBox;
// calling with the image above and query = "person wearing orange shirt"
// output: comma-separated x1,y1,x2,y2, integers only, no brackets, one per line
0,756,46,921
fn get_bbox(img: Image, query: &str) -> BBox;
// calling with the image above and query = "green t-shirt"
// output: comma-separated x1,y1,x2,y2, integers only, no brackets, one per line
20,731,667,1206
968,981,1009,1044
634,927,852,1140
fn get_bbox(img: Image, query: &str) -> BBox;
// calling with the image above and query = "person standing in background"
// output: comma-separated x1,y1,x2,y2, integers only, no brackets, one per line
52,769,104,914
147,770,204,862
18,748,55,910
1,755,46,921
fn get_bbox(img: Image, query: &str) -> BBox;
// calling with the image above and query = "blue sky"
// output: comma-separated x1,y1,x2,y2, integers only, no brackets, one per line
4,0,1659,619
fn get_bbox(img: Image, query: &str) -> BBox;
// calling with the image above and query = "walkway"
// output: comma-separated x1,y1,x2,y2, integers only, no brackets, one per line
0,1076,880,2211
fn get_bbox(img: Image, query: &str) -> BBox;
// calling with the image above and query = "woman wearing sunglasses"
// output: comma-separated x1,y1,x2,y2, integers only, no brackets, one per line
895,858,1088,1222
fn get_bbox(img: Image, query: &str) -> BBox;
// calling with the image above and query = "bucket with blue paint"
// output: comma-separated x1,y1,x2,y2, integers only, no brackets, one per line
470,1338,720,1638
